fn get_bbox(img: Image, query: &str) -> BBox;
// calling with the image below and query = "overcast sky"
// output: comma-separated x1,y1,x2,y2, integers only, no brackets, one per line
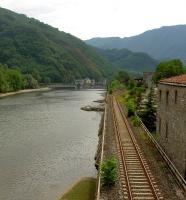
1,0,186,40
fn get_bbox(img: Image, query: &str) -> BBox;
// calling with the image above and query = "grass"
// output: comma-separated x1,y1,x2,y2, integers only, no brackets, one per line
60,177,96,200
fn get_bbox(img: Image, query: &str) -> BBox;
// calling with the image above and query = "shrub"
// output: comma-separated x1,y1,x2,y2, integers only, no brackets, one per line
100,157,117,186
126,98,136,117
108,79,125,93
127,79,136,90
108,89,113,94
131,115,140,127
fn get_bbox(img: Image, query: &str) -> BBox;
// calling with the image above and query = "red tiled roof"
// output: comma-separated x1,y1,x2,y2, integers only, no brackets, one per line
160,74,186,85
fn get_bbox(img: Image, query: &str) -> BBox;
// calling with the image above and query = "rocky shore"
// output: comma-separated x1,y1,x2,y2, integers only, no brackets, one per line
81,105,105,112
81,99,105,112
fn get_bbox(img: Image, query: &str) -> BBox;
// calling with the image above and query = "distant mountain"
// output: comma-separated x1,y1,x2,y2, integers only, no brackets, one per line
85,25,186,63
0,7,114,83
95,48,158,74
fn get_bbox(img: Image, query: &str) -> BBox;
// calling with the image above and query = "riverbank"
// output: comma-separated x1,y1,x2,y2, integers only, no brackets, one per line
60,177,96,200
0,87,51,98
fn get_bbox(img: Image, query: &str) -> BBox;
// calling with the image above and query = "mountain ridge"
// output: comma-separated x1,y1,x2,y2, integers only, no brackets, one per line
95,48,158,74
85,25,186,62
0,7,114,83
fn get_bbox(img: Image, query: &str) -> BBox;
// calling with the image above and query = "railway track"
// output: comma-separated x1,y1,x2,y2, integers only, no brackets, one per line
112,96,163,200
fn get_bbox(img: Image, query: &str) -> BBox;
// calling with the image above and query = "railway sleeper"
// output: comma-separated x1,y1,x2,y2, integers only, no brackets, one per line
132,193,155,197
132,188,152,192
130,181,150,184
133,196,155,200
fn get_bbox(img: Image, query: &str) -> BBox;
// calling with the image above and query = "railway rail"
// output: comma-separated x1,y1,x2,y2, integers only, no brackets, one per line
112,96,163,200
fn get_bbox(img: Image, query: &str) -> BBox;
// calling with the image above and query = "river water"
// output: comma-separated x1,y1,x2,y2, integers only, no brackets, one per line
0,89,104,200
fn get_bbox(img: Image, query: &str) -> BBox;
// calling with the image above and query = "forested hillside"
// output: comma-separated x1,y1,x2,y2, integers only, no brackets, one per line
96,48,158,74
0,7,114,83
85,25,186,62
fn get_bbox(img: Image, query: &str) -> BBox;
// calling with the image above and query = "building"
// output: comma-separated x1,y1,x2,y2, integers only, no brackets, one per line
84,78,92,85
91,79,95,87
134,77,143,85
157,74,186,179
143,72,154,88
74,79,84,89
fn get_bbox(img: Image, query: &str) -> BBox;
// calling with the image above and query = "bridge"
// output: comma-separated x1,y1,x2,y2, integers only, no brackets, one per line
48,84,106,90
48,84,77,89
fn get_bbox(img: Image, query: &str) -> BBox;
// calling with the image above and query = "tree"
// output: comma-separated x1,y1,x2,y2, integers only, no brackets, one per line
140,88,156,132
0,65,24,92
7,69,23,91
115,70,130,84
135,86,145,109
0,68,8,92
31,69,41,82
24,74,38,89
43,77,51,84
153,59,185,83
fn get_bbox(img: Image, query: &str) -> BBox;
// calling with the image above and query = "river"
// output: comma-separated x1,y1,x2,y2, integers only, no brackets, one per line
0,89,104,200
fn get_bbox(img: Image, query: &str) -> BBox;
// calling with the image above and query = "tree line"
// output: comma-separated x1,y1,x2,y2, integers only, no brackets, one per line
0,63,38,93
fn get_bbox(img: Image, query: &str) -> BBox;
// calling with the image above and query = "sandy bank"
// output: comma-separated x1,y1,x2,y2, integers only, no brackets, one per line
0,87,51,98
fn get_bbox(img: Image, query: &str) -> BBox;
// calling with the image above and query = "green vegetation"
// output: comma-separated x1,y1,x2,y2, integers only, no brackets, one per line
0,63,38,93
153,59,186,82
108,71,145,118
100,157,117,186
60,178,96,200
122,80,145,118
118,79,155,131
109,59,186,133
108,70,130,93
115,70,130,84
108,79,124,94
0,7,114,83
139,88,156,132
24,74,39,89
96,48,158,74
130,115,140,127
124,94,137,117
109,70,154,131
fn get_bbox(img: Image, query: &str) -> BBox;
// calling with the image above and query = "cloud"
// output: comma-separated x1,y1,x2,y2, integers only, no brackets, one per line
1,0,58,15
1,0,186,39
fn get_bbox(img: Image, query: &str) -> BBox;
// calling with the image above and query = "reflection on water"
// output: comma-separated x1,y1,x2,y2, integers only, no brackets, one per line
0,89,104,200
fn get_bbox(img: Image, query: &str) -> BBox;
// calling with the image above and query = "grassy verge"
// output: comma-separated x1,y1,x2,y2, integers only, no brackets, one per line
60,177,96,200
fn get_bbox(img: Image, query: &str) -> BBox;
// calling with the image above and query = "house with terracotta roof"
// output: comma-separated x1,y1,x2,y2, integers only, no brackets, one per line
157,74,186,179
